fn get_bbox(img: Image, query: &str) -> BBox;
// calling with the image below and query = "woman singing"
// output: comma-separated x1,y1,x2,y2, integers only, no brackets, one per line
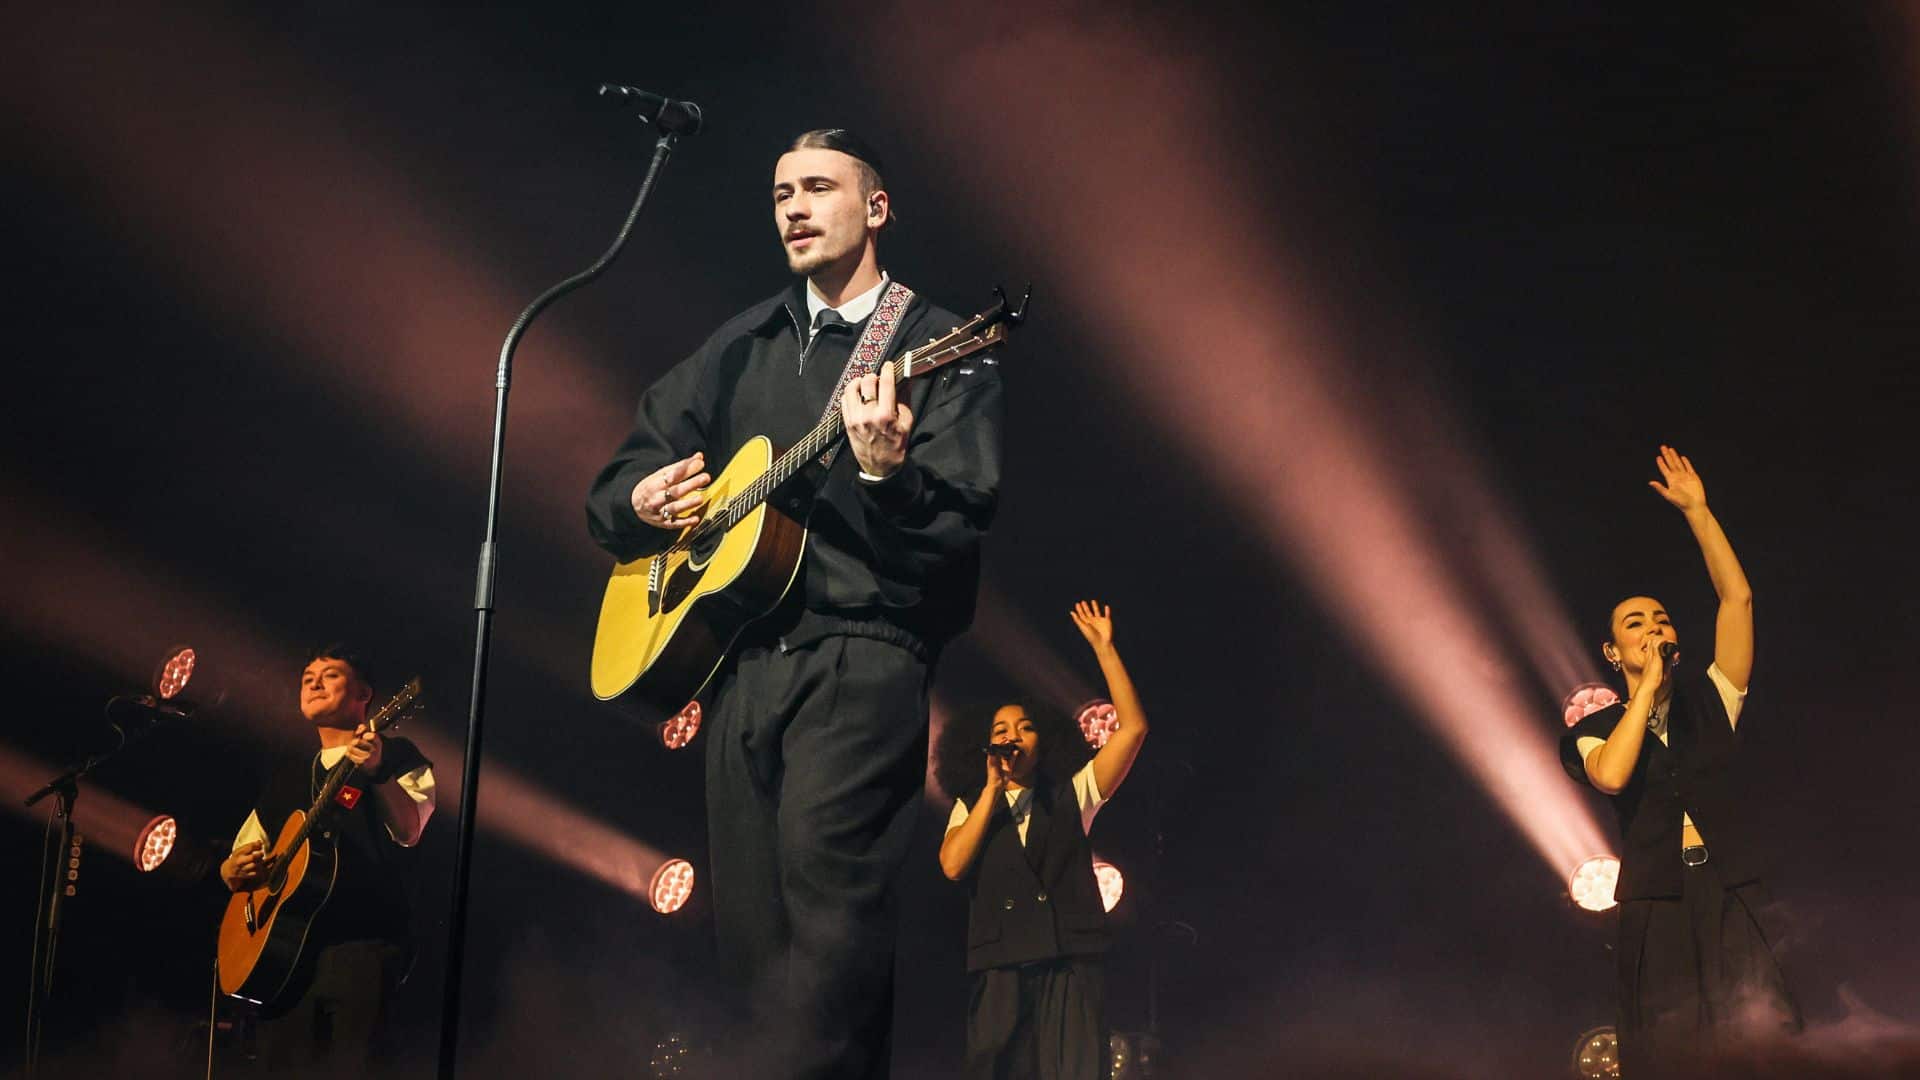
1559,446,1800,1075
936,600,1148,1080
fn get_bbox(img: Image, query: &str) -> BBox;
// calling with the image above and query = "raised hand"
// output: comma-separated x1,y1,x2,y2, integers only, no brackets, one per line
630,452,710,530
1069,600,1114,651
1649,444,1706,513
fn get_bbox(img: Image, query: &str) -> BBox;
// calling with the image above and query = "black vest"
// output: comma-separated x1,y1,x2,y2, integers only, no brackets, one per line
964,779,1111,973
253,738,427,948
1559,668,1761,900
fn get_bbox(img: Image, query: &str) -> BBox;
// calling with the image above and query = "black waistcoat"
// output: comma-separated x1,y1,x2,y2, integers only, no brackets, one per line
253,737,427,948
964,779,1111,973
1559,668,1762,900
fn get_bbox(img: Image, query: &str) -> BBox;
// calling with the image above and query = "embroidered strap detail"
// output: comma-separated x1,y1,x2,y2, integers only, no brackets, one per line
818,281,915,465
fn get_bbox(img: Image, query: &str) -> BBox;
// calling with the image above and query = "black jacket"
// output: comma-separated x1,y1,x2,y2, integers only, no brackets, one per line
1559,667,1763,900
586,279,1003,649
251,737,430,949
963,779,1111,973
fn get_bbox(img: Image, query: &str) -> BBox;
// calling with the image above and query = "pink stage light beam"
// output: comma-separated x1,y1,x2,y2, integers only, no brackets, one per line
855,15,1609,877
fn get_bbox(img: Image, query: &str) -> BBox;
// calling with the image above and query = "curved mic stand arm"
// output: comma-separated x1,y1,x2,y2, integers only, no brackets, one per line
437,129,681,1080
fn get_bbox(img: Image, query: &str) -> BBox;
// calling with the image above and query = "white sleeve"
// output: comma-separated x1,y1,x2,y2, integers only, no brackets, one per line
384,762,436,847
1707,663,1747,730
1574,736,1605,762
233,811,268,852
1071,761,1106,833
946,799,969,832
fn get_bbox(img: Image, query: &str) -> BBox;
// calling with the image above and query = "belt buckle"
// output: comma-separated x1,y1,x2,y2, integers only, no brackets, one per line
1681,844,1710,867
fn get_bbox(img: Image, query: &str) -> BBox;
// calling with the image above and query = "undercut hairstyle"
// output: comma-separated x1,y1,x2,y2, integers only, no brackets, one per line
933,699,1094,807
305,642,375,699
788,128,897,229
789,127,886,194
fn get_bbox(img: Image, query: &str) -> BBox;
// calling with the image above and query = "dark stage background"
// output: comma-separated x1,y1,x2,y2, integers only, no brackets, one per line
4,4,1918,1077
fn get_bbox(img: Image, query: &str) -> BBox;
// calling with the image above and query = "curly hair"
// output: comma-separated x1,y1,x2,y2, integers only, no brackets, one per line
932,698,1093,807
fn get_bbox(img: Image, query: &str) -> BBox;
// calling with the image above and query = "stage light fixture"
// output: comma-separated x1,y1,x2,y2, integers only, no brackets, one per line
649,858,695,914
154,646,196,700
1562,683,1621,728
1568,854,1620,912
1569,1025,1620,1078
1092,858,1125,913
659,701,702,750
134,814,177,872
1109,1031,1163,1080
1075,698,1118,749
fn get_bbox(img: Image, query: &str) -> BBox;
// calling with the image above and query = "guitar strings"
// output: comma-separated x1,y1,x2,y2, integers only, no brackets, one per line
662,321,990,558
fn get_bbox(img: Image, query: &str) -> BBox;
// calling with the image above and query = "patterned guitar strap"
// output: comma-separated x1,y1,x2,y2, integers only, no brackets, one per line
817,280,915,466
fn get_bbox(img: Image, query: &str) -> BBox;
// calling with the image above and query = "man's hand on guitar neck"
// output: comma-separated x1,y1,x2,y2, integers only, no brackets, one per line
344,723,384,776
631,452,711,530
843,366,913,480
220,840,267,892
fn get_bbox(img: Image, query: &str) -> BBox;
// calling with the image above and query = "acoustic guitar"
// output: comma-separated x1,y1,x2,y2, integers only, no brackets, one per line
216,677,421,1005
590,287,1027,713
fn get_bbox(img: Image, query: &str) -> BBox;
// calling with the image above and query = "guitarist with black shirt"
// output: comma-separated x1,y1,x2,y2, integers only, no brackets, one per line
586,128,1003,1078
218,645,435,1072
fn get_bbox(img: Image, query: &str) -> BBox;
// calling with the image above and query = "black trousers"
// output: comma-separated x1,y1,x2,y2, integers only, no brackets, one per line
250,939,403,1077
1616,859,1800,1077
965,957,1107,1080
706,633,930,1079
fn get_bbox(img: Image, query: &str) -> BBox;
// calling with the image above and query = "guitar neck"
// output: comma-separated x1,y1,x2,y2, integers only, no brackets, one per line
693,319,1007,539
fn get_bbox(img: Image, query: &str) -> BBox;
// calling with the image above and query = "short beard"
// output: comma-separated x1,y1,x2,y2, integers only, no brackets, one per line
786,246,837,277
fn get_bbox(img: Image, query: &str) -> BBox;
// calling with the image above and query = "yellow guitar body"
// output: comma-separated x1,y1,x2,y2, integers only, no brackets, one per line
591,436,808,711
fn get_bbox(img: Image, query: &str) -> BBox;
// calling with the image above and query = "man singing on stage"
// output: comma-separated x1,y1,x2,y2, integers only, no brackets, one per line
586,129,1003,1077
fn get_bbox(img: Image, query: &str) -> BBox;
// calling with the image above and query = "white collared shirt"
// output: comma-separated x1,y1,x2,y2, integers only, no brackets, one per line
806,271,890,328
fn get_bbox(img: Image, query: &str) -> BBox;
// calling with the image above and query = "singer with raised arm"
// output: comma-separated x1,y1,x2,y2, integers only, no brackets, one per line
935,601,1148,1080
585,129,1002,1078
1558,447,1799,1076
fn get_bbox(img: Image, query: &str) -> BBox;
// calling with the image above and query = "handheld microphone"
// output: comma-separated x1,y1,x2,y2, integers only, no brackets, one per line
592,83,705,136
983,743,1019,758
1658,641,1679,667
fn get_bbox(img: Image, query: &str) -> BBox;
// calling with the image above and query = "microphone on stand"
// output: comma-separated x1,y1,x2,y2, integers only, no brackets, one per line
591,83,705,136
104,695,190,741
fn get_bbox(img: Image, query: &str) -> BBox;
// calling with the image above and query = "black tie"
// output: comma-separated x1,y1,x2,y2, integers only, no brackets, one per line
813,307,850,335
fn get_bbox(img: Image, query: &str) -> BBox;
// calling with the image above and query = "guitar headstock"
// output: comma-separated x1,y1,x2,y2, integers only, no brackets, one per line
368,677,423,736
897,283,1033,380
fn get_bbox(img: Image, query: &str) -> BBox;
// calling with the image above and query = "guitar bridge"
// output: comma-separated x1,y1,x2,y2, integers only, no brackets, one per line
244,895,257,933
646,553,664,617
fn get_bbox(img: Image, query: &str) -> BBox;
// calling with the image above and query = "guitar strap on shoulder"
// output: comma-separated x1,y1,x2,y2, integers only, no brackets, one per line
818,280,915,466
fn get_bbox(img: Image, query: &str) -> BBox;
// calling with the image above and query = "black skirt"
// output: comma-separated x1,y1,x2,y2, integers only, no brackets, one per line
965,956,1107,1080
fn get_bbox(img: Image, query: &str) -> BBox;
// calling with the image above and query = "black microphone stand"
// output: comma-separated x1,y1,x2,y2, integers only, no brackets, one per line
21,727,138,1075
436,126,685,1080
